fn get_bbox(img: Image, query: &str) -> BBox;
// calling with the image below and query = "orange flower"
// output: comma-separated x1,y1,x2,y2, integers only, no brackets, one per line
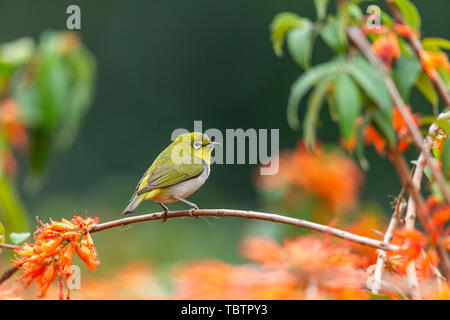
372,32,401,69
364,126,386,154
364,106,420,154
240,237,282,266
419,50,450,79
13,213,99,299
0,99,28,151
393,24,417,37
257,143,362,213
386,228,426,276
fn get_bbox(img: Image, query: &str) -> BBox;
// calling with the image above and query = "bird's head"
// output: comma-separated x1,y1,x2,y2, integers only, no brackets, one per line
173,132,221,164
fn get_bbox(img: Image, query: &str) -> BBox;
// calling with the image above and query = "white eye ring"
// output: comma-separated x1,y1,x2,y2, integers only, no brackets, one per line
193,141,202,150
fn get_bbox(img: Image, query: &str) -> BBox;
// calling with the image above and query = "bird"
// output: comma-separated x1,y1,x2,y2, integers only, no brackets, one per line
122,132,221,217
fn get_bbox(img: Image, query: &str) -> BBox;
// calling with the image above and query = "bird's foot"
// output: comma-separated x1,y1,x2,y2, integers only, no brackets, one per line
159,203,170,223
189,205,199,219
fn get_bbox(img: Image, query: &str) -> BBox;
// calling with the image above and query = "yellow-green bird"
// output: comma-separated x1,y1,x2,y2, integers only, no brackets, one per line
123,132,221,215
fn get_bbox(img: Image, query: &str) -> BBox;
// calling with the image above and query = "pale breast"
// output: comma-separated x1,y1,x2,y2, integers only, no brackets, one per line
155,161,210,203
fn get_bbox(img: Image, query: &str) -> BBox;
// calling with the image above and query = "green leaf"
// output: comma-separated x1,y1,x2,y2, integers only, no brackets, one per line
441,138,450,177
314,0,329,21
373,109,396,147
304,76,333,149
380,10,394,27
370,293,393,300
416,71,438,108
0,177,28,233
393,0,421,31
0,37,35,66
287,59,342,130
356,116,371,170
393,56,421,101
270,12,304,56
348,56,393,115
422,38,450,52
436,119,450,134
335,73,362,141
0,222,4,254
287,23,314,69
9,232,30,245
320,20,346,53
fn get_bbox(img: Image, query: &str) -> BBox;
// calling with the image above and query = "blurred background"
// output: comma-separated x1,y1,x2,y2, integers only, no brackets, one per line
0,0,449,290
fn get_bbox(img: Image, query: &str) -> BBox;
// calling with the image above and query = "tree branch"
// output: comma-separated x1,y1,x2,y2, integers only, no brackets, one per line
347,26,450,280
370,187,406,295
385,0,450,107
90,209,400,251
0,208,401,286
347,26,450,206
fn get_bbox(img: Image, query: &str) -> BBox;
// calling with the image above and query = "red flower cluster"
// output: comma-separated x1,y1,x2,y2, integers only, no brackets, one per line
13,214,99,299
419,50,450,79
362,24,416,69
257,143,362,213
0,99,28,177
174,236,370,300
364,107,420,154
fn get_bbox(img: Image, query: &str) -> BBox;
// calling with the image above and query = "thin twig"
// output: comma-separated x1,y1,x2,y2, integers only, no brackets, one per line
0,266,19,285
347,25,450,279
0,244,19,250
370,188,406,295
385,0,450,107
347,26,450,206
90,209,400,251
0,208,401,285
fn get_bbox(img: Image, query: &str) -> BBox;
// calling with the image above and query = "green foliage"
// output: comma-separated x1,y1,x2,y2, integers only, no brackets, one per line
393,0,421,31
320,20,347,53
11,31,96,179
393,56,421,101
441,138,450,178
335,73,362,141
422,38,450,52
0,177,28,232
287,22,314,69
416,71,438,109
348,56,393,115
372,109,396,147
0,222,4,254
9,232,30,245
0,31,96,231
304,76,334,149
270,12,304,57
314,0,329,21
287,58,342,130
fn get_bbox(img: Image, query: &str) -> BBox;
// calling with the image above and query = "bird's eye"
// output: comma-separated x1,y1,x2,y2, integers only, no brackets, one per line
193,141,202,150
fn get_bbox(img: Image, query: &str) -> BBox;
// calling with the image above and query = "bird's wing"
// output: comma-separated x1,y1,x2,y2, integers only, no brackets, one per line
136,154,204,195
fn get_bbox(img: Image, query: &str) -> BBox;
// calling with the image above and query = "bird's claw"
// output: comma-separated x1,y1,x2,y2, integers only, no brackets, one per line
189,206,199,219
161,211,169,223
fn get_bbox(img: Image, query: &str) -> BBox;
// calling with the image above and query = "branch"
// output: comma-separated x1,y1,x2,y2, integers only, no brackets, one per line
347,26,450,280
347,26,450,206
0,208,401,286
90,209,400,251
385,0,450,107
370,188,406,295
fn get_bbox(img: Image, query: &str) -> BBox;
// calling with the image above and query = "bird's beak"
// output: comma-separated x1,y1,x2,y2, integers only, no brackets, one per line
208,141,222,147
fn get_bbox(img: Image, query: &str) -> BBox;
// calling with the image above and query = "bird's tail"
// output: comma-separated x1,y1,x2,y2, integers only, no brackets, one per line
122,194,144,215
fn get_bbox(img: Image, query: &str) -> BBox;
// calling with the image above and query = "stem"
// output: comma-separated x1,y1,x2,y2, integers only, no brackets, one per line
0,208,401,286
385,0,450,107
347,26,450,206
371,188,406,295
347,25,450,279
90,209,400,251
